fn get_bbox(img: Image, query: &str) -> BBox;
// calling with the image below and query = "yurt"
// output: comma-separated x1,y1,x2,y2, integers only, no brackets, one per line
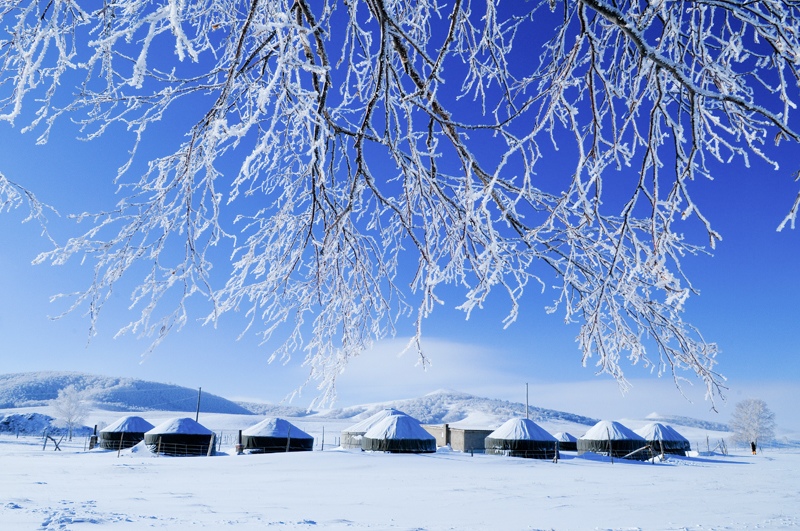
635,423,691,456
98,416,154,450
144,417,215,456
341,408,407,449
553,431,578,452
241,418,314,453
485,418,558,459
360,414,436,453
577,420,648,460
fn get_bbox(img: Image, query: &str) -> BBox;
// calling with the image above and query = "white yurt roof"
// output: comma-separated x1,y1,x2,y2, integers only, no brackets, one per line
242,417,313,439
145,417,212,436
363,414,435,441
553,431,577,443
343,408,407,434
635,422,688,442
487,418,557,441
100,416,154,434
580,420,644,441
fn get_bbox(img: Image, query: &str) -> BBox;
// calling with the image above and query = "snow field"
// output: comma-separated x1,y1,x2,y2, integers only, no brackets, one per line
1,432,799,530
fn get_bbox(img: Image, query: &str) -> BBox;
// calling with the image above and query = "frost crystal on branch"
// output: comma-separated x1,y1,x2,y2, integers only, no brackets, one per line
2,0,800,405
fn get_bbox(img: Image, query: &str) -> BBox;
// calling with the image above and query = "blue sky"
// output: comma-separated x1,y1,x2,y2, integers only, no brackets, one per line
1,7,799,433
1,123,798,431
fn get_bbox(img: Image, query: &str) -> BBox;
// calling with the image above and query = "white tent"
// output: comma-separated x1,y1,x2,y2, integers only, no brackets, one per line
635,423,691,456
340,408,407,449
98,416,154,450
485,418,558,459
361,414,436,453
242,418,314,453
553,431,578,451
578,420,648,460
144,417,214,456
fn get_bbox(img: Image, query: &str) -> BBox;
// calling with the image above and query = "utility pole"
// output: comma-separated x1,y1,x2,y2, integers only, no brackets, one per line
195,387,202,422
526,383,529,420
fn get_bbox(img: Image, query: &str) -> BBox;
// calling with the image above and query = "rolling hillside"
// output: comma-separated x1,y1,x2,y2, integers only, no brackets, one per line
0,372,252,415
0,372,737,437
321,389,601,428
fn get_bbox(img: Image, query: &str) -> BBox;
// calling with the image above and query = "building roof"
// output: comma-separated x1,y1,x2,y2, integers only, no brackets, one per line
634,422,689,442
242,417,313,439
342,408,408,434
100,415,154,434
487,418,557,442
145,417,212,436
363,414,435,441
553,431,577,443
580,420,644,441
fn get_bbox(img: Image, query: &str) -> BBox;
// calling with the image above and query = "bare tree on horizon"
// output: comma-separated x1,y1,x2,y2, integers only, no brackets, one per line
51,385,90,441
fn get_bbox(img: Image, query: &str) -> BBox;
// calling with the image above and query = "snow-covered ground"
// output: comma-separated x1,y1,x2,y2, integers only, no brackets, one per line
1,413,798,530
1,373,797,530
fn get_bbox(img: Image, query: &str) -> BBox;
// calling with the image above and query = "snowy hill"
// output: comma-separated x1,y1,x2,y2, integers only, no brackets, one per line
1,373,742,438
0,412,94,437
234,401,312,418
645,412,729,432
0,372,253,415
317,390,600,428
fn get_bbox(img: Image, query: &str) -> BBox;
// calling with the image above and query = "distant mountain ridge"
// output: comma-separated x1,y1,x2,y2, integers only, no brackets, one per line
0,372,253,415
234,401,311,418
315,390,600,427
645,412,729,432
1,373,731,435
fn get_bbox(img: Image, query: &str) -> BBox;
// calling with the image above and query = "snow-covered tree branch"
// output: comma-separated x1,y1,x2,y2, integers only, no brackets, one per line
2,0,799,404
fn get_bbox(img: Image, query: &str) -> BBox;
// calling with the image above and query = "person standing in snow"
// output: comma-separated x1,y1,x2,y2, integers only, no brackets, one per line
750,441,757,455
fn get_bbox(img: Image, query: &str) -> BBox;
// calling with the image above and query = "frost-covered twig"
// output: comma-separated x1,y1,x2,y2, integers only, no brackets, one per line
2,0,799,405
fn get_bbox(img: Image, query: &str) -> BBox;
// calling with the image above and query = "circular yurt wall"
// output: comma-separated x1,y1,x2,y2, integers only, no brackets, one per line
360,414,436,454
484,418,558,459
577,420,649,460
634,423,691,456
98,416,154,450
553,432,578,452
341,409,406,449
144,418,214,456
241,418,314,453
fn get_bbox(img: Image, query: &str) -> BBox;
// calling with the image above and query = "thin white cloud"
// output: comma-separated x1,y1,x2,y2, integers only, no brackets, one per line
332,337,511,404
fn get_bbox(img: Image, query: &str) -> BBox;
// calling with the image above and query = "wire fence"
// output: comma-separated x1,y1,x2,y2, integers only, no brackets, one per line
147,442,213,456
